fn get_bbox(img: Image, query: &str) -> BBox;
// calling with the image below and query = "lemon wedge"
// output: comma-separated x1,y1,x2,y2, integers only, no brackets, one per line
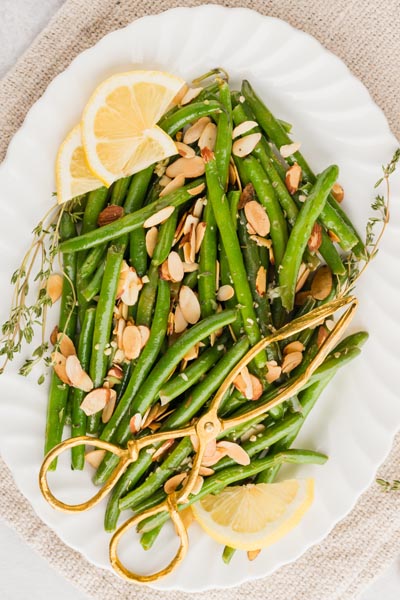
55,124,103,204
81,70,185,186
192,479,314,551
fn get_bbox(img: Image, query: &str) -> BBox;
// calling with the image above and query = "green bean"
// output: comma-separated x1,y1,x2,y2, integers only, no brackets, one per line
119,437,193,511
214,82,232,188
182,269,198,289
159,343,225,404
239,156,288,267
159,101,223,137
70,307,96,469
44,213,78,468
110,175,132,206
80,260,105,302
140,526,163,551
124,167,154,272
334,331,369,352
80,187,109,234
279,165,339,311
133,488,166,515
228,190,241,227
204,155,266,369
87,240,126,433
59,180,204,253
137,450,328,533
198,201,217,318
80,245,106,280
219,240,243,339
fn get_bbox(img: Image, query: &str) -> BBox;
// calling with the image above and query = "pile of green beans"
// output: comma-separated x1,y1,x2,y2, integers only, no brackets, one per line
45,71,366,563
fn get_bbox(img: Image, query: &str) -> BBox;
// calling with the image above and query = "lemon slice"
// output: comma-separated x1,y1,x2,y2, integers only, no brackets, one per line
55,124,103,204
192,479,314,551
81,70,185,185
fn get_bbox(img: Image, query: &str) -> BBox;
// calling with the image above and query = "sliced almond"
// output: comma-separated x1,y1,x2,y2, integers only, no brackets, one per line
183,214,199,235
332,183,344,203
246,223,256,235
217,441,250,466
164,472,187,494
180,86,203,106
172,84,188,105
116,317,126,350
65,355,93,392
138,325,150,348
281,351,303,374
159,173,185,197
283,341,305,355
50,325,59,346
85,450,106,469
232,120,258,139
52,351,70,385
80,387,110,416
121,271,143,306
46,273,63,303
295,290,312,305
159,175,172,187
317,325,329,348
101,389,117,423
229,162,237,186
167,251,184,282
107,364,124,382
166,156,205,179
266,360,282,384
233,367,261,400
285,163,302,194
194,221,207,253
187,182,206,197
179,286,201,324
174,210,188,244
200,447,226,467
247,549,261,561
122,325,142,360
113,348,126,364
250,375,263,400
175,141,196,158
198,122,217,151
215,259,220,292
57,332,76,358
295,263,310,293
174,304,188,333
217,284,234,302
244,200,270,237
308,222,323,253
255,266,267,296
120,302,129,321
250,235,272,248
192,197,205,218
328,229,340,243
311,265,333,300
143,206,175,228
232,133,262,157
152,439,175,461
199,465,215,476
182,262,199,273
145,227,158,258
129,412,142,434
238,182,256,209
183,343,199,362
191,475,204,495
280,141,301,158
183,116,210,144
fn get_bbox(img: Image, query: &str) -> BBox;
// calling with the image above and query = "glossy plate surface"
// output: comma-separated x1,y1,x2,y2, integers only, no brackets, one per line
0,4,399,591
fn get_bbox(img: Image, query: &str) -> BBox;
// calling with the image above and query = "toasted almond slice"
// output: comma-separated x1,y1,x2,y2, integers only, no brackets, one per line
116,318,126,350
172,84,189,106
107,364,124,382
120,270,143,306
238,182,256,209
233,367,253,400
215,259,220,292
190,435,217,455
145,227,158,258
244,200,270,237
295,290,312,306
250,234,272,248
229,162,237,186
174,210,188,244
285,163,302,194
183,214,199,235
175,141,196,158
166,156,205,179
295,263,310,293
85,450,106,469
113,348,126,364
247,549,261,561
193,222,206,254
250,375,263,400
283,341,305,355
80,387,110,416
167,251,184,282
217,441,251,466
193,197,205,218
199,465,215,476
180,86,203,105
308,222,323,253
328,229,340,243
138,325,150,348
143,206,175,228
152,439,175,461
129,412,142,434
159,175,172,187
50,325,59,346
183,343,199,362
217,284,234,302
332,183,344,203
280,141,301,158
120,302,129,320
182,241,192,264
187,182,206,197
142,403,161,429
191,475,204,495
52,351,70,385
255,266,267,296
164,472,188,494
198,122,217,151
266,360,282,384
232,133,262,158
311,265,333,300
200,447,227,467
46,273,63,303
189,224,197,263
159,173,185,197
182,262,199,272
65,355,94,392
122,325,142,360
179,285,201,324
317,324,330,348
57,332,76,358
232,120,258,139
281,351,303,374
102,389,117,423
160,260,172,281
183,116,211,144
174,304,188,333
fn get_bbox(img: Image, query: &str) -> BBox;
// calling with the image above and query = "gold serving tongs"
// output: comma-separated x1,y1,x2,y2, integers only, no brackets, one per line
39,295,357,583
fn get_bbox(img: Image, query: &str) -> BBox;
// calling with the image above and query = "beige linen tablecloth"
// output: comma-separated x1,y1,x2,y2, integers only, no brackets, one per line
0,1,399,599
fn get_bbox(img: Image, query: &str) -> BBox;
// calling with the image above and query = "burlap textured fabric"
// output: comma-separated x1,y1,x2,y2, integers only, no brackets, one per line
0,1,399,599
